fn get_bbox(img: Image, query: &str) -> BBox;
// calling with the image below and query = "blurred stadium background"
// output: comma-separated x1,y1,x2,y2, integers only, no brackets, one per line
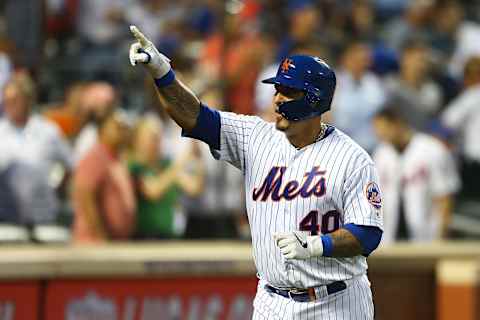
0,0,479,319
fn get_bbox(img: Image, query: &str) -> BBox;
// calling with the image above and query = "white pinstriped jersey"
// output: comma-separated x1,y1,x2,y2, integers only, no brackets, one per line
214,112,383,289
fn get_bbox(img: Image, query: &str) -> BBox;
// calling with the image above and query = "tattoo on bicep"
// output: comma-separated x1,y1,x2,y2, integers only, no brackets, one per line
329,229,363,257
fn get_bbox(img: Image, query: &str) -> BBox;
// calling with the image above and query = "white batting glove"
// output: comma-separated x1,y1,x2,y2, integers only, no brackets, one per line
129,25,172,79
274,231,324,260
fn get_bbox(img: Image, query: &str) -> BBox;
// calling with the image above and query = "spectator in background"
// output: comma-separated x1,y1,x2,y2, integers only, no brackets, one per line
0,51,12,109
200,7,269,114
3,0,43,71
72,110,135,243
125,1,185,46
434,1,480,79
76,0,128,45
254,61,277,120
75,0,130,82
0,29,16,110
442,56,480,199
183,89,247,239
73,81,116,162
276,0,321,61
44,82,87,142
373,101,460,244
184,141,247,239
45,0,79,39
129,117,204,239
430,0,463,61
0,73,73,237
374,0,407,20
0,166,20,230
331,41,386,152
385,41,443,130
183,0,219,39
345,0,378,44
381,0,434,52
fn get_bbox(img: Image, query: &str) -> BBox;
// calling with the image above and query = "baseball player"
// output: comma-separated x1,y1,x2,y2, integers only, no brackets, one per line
373,102,460,244
129,26,383,319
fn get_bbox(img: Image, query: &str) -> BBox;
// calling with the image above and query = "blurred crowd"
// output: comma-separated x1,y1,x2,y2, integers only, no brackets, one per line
0,0,479,244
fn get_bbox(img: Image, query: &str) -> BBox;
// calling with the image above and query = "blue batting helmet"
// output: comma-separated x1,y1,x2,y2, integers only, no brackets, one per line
262,55,336,121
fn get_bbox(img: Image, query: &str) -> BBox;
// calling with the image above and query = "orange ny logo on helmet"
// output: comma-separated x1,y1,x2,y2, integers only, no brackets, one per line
281,58,294,72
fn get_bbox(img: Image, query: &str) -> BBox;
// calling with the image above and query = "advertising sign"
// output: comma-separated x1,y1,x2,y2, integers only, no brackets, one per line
0,281,40,320
45,277,257,320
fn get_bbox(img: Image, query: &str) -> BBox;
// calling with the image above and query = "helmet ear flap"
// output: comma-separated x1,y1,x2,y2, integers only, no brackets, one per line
305,88,322,108
305,87,331,115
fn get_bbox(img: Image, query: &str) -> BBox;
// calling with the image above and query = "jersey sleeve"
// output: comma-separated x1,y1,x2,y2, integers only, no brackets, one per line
342,163,384,230
182,104,261,172
214,111,261,171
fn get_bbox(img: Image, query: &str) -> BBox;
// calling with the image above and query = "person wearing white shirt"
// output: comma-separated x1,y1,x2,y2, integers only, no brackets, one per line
448,21,480,78
0,53,12,108
76,0,131,45
254,63,277,121
442,56,480,198
331,42,386,153
125,1,185,47
75,0,132,81
373,102,460,244
442,56,480,162
0,74,73,226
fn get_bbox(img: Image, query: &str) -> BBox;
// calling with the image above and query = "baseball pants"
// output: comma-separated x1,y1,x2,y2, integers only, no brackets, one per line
252,275,374,320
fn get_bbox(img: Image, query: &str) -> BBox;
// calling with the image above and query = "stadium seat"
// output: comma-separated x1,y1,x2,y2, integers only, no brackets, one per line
0,224,30,243
32,225,71,243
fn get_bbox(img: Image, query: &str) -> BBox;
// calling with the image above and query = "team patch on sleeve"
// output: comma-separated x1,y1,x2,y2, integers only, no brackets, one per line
365,182,382,209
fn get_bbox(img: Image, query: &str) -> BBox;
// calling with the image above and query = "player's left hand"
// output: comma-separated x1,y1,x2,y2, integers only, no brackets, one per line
274,231,324,260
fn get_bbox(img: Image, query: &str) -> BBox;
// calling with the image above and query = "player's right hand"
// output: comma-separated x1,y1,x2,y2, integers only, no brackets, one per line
274,231,324,260
129,25,171,79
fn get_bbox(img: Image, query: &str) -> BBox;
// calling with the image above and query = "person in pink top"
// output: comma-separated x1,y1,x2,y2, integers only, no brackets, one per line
72,111,136,243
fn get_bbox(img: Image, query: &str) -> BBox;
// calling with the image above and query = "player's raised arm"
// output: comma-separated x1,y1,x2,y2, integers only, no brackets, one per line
129,25,200,132
129,25,262,172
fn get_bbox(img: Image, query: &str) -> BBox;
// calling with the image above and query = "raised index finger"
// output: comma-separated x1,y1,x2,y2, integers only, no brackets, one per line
130,25,149,46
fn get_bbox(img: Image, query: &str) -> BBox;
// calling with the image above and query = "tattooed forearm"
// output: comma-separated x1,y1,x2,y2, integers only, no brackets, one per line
156,79,201,131
329,229,363,257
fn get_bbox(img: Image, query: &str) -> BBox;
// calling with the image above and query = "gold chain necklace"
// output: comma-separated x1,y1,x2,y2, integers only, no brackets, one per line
314,123,328,142
295,123,328,150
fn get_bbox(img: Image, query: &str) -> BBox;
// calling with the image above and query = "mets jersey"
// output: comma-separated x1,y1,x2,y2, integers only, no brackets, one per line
373,133,460,244
213,112,384,289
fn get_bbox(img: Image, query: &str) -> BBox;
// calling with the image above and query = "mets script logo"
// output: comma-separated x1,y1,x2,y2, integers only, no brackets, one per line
281,58,294,72
252,166,326,201
365,182,382,209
